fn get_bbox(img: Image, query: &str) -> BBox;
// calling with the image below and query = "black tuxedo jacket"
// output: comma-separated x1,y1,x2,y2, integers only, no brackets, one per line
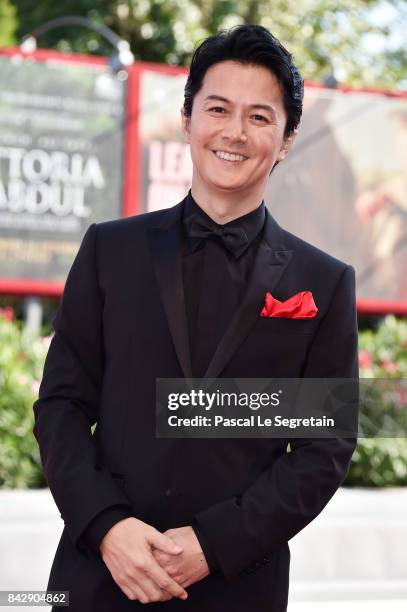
33,195,358,612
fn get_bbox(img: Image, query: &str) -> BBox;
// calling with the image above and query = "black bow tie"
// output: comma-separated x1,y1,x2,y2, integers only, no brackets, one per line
188,216,249,258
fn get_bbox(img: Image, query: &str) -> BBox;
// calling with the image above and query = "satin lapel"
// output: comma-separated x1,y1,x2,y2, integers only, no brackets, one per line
148,199,192,380
204,211,293,380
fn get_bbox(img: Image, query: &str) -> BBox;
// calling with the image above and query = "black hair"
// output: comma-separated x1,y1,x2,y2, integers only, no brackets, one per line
183,24,304,137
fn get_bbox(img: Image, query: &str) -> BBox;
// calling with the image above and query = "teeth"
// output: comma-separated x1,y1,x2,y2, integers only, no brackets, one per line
215,151,247,162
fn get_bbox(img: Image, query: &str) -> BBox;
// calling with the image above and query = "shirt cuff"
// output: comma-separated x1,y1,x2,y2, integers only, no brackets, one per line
192,519,219,573
82,506,133,555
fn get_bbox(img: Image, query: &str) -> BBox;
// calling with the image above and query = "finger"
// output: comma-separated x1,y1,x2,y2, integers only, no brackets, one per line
118,580,148,603
111,565,162,604
158,590,173,602
144,558,188,600
130,583,151,604
132,573,169,603
151,549,171,566
148,529,184,555
119,583,136,601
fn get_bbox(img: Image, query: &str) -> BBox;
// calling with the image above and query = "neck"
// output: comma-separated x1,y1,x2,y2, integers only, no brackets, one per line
190,177,266,224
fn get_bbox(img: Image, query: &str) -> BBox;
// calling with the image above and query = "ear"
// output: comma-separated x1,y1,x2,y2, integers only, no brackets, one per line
181,107,191,144
276,129,298,162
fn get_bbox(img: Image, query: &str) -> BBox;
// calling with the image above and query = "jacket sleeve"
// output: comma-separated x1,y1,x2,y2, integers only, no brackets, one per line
33,223,133,556
191,520,220,573
82,506,133,555
194,265,359,581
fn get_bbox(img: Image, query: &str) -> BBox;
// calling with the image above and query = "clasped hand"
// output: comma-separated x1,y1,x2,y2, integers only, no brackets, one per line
100,518,210,604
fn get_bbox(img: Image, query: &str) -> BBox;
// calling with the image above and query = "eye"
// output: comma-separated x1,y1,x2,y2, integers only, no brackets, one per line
208,106,226,113
252,114,269,122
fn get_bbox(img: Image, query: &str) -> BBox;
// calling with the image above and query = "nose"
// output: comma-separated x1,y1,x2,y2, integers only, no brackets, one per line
221,113,247,143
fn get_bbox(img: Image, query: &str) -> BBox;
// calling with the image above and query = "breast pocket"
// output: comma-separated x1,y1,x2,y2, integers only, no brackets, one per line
254,316,318,335
227,316,316,377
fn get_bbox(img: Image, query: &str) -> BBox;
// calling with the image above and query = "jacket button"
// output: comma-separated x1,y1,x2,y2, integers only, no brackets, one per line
165,488,171,497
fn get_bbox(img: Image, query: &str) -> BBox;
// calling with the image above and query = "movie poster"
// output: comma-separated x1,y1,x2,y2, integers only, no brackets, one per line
0,52,126,289
138,66,191,213
268,86,407,304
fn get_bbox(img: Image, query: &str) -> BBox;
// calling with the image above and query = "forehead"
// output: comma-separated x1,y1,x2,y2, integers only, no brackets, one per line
196,60,284,107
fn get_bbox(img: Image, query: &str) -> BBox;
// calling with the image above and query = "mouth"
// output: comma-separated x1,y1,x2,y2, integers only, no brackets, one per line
212,150,249,163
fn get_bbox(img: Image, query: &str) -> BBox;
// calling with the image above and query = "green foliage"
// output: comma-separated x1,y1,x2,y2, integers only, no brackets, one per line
345,438,407,486
10,0,407,90
344,315,407,487
358,314,407,378
0,308,48,488
0,0,18,47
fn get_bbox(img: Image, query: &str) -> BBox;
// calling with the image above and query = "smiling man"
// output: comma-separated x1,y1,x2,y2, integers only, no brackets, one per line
34,25,358,612
181,50,296,223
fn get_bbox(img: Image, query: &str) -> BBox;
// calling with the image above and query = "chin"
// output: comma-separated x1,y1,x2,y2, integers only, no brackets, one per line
208,175,247,189
210,182,245,193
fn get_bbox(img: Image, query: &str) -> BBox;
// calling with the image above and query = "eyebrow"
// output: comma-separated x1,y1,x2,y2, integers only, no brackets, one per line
203,95,277,117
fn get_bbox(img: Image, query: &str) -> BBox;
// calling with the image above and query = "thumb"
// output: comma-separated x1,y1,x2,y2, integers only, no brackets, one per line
148,530,184,555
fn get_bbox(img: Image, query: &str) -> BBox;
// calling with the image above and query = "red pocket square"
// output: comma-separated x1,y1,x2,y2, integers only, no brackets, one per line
260,290,318,319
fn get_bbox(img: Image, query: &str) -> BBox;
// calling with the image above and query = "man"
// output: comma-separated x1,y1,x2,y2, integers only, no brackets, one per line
33,25,358,611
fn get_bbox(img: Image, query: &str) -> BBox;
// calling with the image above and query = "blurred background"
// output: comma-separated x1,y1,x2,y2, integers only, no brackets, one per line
0,1,406,610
